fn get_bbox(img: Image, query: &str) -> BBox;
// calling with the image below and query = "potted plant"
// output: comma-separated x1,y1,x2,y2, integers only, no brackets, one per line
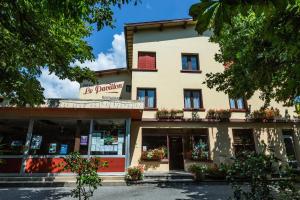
125,165,144,181
264,107,281,122
170,109,184,119
188,164,207,181
206,109,216,120
216,109,231,121
251,109,265,122
156,109,171,119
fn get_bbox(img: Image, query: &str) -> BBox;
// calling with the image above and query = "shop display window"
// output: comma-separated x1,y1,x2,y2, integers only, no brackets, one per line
0,119,29,155
184,132,209,161
29,120,90,155
233,129,255,156
91,119,126,156
142,135,168,160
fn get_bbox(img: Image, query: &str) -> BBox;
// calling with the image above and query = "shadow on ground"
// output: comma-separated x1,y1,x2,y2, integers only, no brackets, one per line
155,183,232,200
0,188,71,200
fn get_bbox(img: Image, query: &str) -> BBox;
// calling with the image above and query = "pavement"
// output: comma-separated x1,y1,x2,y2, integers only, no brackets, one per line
0,184,233,200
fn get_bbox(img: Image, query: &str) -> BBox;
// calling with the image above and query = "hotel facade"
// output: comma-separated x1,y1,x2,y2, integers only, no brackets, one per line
0,19,299,175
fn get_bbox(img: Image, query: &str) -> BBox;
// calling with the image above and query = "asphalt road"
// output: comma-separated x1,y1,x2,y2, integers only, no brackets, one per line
0,184,233,200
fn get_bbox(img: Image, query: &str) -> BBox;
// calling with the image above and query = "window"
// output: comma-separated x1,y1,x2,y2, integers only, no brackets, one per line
182,54,199,71
137,88,156,108
29,120,90,155
142,134,168,160
233,129,255,156
184,90,203,109
0,119,29,155
126,85,132,93
138,52,156,70
91,119,126,156
282,129,297,168
229,98,246,110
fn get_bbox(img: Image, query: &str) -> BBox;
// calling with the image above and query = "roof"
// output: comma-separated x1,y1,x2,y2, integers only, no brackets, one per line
94,67,129,76
124,18,196,68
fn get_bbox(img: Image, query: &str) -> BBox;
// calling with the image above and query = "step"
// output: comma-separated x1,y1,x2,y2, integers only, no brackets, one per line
0,175,126,187
144,172,194,180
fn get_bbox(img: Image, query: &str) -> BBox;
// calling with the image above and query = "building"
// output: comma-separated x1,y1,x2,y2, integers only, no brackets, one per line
0,18,299,175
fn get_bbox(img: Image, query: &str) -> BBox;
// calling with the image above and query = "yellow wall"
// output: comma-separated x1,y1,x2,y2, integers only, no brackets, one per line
130,121,300,171
130,26,295,119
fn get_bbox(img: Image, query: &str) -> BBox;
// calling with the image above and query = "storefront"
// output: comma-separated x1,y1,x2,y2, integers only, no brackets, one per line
0,99,143,175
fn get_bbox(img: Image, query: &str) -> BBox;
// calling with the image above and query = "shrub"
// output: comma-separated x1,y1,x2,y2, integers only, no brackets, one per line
226,146,299,200
188,164,207,181
206,163,228,180
62,152,106,200
125,165,144,181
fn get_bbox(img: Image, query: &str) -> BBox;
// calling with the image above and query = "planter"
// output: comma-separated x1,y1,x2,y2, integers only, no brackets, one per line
194,173,205,181
173,112,184,119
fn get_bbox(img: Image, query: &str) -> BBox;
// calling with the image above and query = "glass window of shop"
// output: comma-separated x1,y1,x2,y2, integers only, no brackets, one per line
183,129,209,161
0,119,29,155
91,119,126,156
29,120,90,155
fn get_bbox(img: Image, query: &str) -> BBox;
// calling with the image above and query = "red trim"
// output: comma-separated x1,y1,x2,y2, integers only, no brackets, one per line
183,108,206,112
25,157,125,173
132,69,158,72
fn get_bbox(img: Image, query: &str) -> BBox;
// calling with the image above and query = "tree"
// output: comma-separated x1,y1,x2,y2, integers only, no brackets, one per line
189,0,300,106
0,0,136,106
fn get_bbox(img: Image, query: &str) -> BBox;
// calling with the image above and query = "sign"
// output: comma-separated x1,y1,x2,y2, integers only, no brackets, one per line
80,136,88,146
49,143,57,154
31,135,42,150
60,144,68,155
80,81,124,100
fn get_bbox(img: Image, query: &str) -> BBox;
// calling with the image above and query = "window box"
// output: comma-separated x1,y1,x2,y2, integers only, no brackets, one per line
206,109,231,122
141,147,168,161
156,109,184,120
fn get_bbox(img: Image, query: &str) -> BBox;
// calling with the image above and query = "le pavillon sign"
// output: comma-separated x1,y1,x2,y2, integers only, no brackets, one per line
80,81,124,100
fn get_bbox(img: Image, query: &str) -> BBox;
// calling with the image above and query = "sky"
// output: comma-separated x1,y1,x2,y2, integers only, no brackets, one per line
39,0,199,99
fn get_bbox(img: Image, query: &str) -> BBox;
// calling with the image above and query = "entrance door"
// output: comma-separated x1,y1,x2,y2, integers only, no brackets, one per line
169,136,184,170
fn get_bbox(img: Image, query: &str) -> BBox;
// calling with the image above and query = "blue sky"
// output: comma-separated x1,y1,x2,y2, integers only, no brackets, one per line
39,0,199,98
87,0,198,55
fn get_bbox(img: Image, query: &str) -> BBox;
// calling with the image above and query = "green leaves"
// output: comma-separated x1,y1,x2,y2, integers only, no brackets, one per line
204,4,300,106
0,0,135,106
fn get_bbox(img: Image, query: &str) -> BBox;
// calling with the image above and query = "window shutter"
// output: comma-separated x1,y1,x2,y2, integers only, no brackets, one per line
138,52,156,70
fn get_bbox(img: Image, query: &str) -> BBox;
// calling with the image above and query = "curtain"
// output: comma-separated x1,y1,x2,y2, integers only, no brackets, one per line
184,91,191,109
192,91,200,109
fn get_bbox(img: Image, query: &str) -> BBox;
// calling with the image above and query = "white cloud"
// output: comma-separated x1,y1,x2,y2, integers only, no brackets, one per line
39,32,126,98
39,68,80,98
75,32,126,71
